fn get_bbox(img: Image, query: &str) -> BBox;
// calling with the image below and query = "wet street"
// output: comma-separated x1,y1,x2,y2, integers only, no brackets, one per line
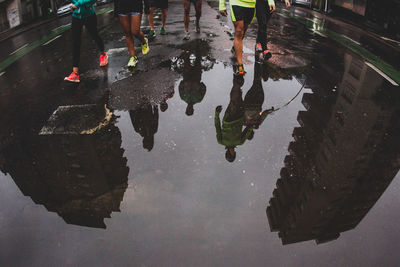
1,0,400,266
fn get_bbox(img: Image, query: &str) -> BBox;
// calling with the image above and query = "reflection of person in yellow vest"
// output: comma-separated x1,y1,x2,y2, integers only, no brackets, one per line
178,51,206,116
129,101,159,151
214,76,254,163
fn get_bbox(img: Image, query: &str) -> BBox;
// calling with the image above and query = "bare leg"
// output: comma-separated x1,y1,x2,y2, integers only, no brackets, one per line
131,14,146,43
194,0,202,31
119,16,135,57
148,7,155,30
233,20,245,65
161,8,167,28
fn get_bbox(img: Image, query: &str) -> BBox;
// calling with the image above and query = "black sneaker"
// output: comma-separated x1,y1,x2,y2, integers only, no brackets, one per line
263,49,272,60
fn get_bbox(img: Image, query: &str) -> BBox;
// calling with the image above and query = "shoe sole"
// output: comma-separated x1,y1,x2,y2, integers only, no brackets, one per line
64,78,80,83
234,71,245,76
128,61,138,68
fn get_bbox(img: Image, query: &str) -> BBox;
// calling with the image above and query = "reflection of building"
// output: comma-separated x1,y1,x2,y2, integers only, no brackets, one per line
0,117,129,229
267,52,400,245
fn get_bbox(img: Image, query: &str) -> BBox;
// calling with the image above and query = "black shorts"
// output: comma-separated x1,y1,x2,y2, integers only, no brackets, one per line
149,0,168,9
230,5,255,25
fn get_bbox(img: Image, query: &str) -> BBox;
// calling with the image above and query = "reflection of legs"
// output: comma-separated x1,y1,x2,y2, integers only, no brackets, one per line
194,0,202,32
119,16,135,57
130,14,146,43
183,0,190,33
225,82,244,122
148,7,155,30
244,82,264,110
161,8,167,28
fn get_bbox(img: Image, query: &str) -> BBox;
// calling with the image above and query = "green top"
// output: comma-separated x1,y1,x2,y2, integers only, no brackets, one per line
72,0,96,19
215,110,254,148
179,81,206,105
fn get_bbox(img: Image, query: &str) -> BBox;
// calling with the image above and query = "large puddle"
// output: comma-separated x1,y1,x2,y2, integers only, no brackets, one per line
1,9,400,266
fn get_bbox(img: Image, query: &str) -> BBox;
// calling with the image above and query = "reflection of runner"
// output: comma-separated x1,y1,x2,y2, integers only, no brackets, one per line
64,0,108,82
178,52,206,116
160,87,175,112
114,0,149,67
255,0,290,61
219,0,255,75
215,76,254,162
129,102,159,151
146,0,168,37
244,63,274,129
183,0,202,40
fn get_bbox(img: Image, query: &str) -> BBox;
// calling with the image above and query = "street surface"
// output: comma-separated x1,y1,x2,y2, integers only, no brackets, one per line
1,0,400,266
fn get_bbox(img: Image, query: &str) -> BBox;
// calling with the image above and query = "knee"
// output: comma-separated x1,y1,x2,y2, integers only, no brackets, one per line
132,29,140,37
234,29,244,39
123,29,131,36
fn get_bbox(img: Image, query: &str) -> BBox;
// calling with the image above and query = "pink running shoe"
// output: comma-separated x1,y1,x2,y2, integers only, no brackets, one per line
100,52,108,67
64,72,80,83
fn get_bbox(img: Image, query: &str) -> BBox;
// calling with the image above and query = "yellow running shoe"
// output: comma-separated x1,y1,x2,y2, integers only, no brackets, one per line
142,37,149,55
127,56,138,67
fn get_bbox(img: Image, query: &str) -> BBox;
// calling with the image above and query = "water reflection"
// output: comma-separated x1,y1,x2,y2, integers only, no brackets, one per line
0,104,129,229
178,51,207,116
215,76,253,162
171,39,215,116
244,64,274,132
215,64,277,162
266,52,400,245
129,100,159,151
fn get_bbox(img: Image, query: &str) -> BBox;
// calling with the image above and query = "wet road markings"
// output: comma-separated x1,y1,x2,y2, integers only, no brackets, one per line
9,43,29,56
278,9,400,85
0,71,5,77
0,7,112,73
342,35,361,46
312,29,327,38
107,47,129,55
380,36,400,45
365,62,399,86
42,35,62,46
51,23,71,32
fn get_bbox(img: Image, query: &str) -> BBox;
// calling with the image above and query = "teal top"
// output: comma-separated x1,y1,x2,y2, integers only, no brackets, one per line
215,110,254,148
72,0,96,19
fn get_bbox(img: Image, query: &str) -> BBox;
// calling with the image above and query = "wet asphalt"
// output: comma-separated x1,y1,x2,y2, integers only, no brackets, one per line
1,0,400,266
